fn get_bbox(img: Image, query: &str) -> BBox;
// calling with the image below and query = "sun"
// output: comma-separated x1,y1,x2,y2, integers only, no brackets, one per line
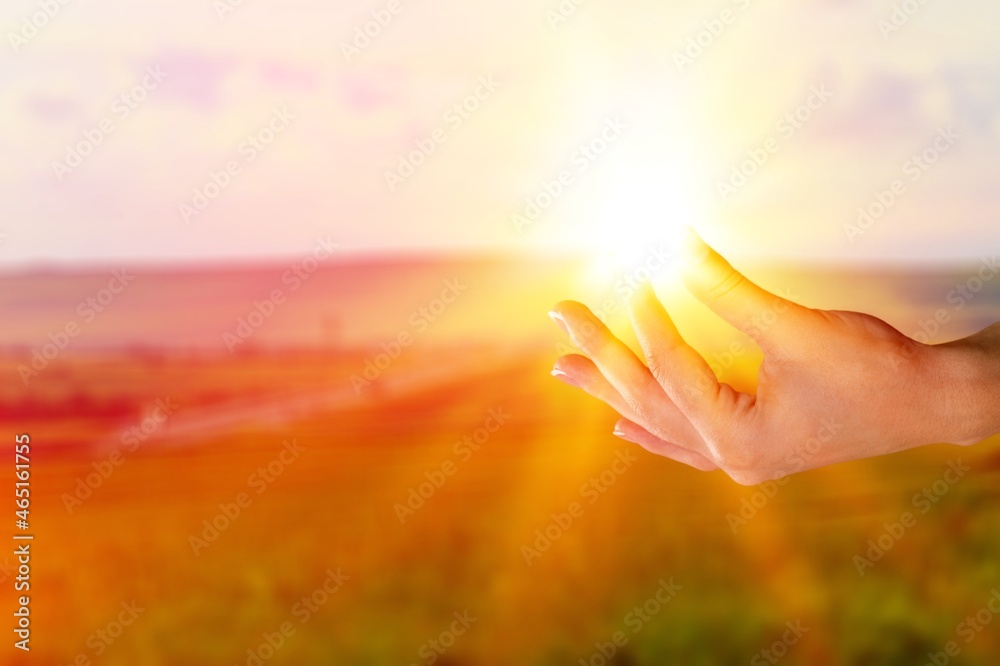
573,122,706,294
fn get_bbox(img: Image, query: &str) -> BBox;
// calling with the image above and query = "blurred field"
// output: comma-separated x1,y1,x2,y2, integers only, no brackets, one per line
3,256,1000,665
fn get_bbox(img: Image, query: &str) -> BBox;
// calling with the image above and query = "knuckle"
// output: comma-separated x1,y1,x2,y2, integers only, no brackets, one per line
645,354,669,381
704,267,746,305
709,438,773,485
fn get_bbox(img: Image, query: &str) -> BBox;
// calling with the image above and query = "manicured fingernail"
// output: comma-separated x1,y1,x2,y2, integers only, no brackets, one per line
551,368,580,387
548,310,569,335
612,426,627,439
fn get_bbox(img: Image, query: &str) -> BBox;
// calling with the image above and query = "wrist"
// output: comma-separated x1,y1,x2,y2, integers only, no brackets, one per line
929,332,1000,446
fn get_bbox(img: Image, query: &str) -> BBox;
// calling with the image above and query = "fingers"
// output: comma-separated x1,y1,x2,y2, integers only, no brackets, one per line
549,303,710,458
627,281,722,421
549,302,664,423
552,354,705,446
612,418,718,472
680,226,812,349
550,353,717,471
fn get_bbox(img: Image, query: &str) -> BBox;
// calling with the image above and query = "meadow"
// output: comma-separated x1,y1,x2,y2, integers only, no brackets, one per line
3,256,1000,665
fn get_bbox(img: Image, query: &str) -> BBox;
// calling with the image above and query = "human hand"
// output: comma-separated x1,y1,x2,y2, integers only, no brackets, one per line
549,228,1000,485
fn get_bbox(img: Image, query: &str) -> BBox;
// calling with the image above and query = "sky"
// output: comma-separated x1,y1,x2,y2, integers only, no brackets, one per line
1,0,999,267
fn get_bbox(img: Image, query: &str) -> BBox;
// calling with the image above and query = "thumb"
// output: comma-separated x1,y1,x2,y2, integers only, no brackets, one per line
679,226,810,347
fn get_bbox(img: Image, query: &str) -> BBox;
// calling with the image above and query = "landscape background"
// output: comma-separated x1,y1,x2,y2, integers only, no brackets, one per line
3,258,1000,665
3,0,1000,663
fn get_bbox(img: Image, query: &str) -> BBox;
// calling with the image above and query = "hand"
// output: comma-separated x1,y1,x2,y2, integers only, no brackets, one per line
549,228,1000,485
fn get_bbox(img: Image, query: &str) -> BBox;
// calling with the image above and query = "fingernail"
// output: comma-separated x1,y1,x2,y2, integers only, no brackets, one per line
551,368,580,387
612,426,627,439
548,310,569,335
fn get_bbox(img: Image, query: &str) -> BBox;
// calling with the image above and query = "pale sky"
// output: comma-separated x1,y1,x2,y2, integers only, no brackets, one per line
1,0,999,266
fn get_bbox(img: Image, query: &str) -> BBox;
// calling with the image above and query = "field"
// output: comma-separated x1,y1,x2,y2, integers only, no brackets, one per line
3,257,1000,665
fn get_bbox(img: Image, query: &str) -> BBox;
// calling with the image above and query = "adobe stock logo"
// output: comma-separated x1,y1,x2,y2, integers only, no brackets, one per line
213,0,249,21
221,236,339,353
18,270,135,385
579,578,682,666
673,0,754,73
853,460,969,576
511,117,627,235
844,126,959,244
717,85,832,202
8,0,73,53
51,66,168,181
350,279,469,393
546,0,589,29
521,450,638,566
394,408,511,523
179,107,295,224
878,0,931,40
383,76,501,193
340,0,407,61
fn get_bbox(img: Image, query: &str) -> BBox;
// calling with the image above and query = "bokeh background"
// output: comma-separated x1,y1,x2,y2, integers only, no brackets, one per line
2,0,1000,664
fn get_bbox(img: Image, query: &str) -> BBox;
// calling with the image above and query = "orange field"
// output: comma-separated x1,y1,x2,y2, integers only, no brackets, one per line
4,343,1000,665
3,258,1000,665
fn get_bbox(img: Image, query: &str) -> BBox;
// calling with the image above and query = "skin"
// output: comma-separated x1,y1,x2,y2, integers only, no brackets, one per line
549,227,1000,486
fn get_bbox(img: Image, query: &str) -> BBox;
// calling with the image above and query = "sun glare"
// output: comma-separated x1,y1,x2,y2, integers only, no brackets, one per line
574,123,705,295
